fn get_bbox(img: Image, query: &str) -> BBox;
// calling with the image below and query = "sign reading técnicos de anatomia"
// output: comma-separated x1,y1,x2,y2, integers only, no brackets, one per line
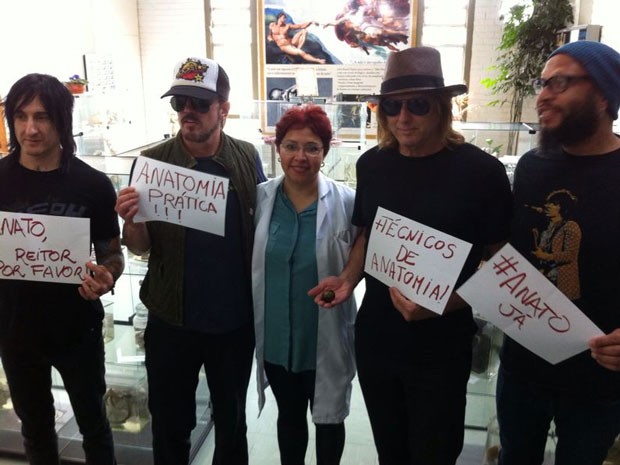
364,207,473,314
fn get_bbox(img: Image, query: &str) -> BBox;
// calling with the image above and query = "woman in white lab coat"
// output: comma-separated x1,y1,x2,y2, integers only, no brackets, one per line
252,104,358,465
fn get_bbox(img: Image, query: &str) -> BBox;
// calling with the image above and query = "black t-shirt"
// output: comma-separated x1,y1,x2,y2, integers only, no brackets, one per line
0,154,120,353
183,157,252,333
353,143,512,361
501,147,620,400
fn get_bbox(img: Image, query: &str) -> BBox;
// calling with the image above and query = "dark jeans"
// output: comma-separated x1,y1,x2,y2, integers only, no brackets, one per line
497,366,620,465
356,348,472,465
0,329,116,465
145,317,254,465
264,362,345,465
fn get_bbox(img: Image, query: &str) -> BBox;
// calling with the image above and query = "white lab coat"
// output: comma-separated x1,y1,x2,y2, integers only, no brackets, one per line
252,173,358,423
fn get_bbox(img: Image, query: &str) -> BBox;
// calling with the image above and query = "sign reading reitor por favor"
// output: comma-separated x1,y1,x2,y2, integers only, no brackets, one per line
131,157,229,236
0,211,90,285
456,243,603,364
364,207,472,314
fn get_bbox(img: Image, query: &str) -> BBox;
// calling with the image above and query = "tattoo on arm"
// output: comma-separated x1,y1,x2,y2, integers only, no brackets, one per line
93,236,125,282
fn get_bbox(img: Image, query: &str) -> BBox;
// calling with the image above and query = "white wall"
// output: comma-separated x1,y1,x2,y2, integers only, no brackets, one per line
0,0,147,151
137,0,207,141
3,0,620,151
0,0,96,95
590,0,620,47
467,0,506,123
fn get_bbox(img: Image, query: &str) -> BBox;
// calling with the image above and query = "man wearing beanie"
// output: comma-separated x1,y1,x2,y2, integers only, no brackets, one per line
497,40,620,465
115,57,266,465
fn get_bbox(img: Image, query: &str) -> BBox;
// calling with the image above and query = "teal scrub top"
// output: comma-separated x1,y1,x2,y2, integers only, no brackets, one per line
264,185,319,372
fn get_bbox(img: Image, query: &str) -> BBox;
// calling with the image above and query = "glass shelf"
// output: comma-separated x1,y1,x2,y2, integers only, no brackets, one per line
0,323,211,464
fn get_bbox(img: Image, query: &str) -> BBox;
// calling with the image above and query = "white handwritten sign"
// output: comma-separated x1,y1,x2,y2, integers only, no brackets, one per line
456,243,604,364
364,207,472,314
131,157,229,236
0,211,90,284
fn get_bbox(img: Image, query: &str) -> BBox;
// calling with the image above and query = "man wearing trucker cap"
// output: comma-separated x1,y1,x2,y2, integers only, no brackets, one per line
116,57,266,465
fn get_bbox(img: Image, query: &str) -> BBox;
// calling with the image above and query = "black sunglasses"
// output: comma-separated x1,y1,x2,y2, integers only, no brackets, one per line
170,95,214,113
380,97,431,117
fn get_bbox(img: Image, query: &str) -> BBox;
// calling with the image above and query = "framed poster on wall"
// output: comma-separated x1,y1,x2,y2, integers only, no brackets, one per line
257,0,417,135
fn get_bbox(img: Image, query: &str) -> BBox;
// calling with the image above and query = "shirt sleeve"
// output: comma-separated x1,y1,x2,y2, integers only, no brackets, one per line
255,152,267,183
479,159,513,245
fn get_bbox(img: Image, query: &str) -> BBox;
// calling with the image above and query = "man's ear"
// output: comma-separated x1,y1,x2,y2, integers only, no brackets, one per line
220,101,231,118
594,89,610,117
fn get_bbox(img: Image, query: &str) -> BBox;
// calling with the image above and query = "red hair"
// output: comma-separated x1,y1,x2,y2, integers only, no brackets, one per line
275,104,332,156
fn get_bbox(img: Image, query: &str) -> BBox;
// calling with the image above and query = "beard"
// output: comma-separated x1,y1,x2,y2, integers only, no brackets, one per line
181,113,223,144
538,97,601,152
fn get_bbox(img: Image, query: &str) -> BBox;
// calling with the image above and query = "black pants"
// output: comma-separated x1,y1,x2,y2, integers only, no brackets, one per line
0,330,116,465
497,366,620,465
264,362,345,465
145,317,254,465
356,342,472,465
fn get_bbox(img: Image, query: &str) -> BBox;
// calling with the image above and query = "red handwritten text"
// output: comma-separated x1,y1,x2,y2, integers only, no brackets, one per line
493,254,571,333
373,214,457,259
369,252,451,302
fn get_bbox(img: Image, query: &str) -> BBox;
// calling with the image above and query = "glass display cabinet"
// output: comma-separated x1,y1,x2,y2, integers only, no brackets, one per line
226,99,368,184
454,121,539,158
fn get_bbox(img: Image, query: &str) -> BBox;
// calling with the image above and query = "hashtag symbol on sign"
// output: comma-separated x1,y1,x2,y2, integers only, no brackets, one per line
492,254,519,276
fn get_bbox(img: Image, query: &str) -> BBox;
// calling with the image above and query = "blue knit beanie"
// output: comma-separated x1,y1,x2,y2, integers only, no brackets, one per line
548,41,620,120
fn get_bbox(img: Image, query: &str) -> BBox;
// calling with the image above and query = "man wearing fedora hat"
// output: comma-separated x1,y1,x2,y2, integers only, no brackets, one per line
310,46,512,464
496,40,620,465
115,57,266,465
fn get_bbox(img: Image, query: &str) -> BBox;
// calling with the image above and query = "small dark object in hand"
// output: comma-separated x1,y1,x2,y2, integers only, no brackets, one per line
321,289,335,303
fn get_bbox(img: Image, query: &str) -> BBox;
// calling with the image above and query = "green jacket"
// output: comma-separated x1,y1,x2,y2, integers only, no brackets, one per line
138,132,260,326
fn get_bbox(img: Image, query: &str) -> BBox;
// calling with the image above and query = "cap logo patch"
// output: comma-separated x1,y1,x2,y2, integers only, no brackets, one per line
176,58,208,84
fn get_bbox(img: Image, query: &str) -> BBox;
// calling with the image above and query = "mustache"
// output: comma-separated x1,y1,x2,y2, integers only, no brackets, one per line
181,113,201,123
536,103,559,115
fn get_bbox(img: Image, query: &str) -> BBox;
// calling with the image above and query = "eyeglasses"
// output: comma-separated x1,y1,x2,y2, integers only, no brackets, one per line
531,75,591,95
379,97,431,117
170,96,214,113
279,141,324,157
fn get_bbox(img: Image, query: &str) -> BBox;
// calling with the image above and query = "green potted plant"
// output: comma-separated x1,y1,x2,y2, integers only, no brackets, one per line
64,74,88,94
481,0,573,154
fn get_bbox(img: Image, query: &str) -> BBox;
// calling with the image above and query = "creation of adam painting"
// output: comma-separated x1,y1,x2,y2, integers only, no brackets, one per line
261,0,415,65
258,0,416,137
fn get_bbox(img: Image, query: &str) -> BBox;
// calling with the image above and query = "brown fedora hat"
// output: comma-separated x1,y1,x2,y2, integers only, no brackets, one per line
371,46,467,99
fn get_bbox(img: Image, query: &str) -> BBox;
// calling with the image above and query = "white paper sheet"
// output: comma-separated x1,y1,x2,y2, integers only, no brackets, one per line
364,207,472,314
457,243,603,364
0,211,90,284
131,156,229,236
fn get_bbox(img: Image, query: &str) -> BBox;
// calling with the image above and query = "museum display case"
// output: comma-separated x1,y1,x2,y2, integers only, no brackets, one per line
72,92,149,158
225,99,369,184
466,315,503,430
0,324,212,464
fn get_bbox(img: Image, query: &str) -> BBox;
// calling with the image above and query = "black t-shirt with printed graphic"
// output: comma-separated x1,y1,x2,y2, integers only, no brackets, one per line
0,153,120,353
501,146,620,400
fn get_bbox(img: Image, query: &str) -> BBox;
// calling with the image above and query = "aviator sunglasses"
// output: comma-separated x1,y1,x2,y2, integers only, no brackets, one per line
170,95,214,113
380,97,431,117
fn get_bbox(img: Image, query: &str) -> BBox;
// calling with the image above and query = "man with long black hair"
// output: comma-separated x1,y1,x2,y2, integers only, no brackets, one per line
0,73,123,464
